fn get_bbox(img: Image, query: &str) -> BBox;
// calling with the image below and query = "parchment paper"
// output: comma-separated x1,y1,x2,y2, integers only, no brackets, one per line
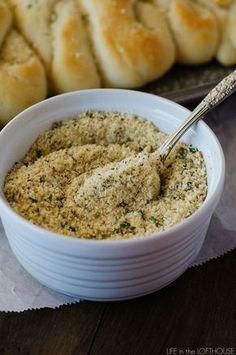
0,95,235,312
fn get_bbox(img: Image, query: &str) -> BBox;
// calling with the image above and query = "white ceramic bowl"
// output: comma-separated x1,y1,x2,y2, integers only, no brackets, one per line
0,90,225,301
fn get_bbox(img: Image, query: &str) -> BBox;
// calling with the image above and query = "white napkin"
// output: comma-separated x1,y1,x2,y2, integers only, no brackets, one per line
1,97,236,312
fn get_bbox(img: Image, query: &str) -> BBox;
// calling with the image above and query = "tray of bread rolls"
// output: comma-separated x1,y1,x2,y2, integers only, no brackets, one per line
0,0,236,127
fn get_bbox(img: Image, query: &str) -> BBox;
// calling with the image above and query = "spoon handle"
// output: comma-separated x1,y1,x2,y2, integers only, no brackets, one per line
158,70,236,161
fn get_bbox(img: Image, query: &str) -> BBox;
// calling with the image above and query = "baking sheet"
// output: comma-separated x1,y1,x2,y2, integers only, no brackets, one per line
143,62,236,104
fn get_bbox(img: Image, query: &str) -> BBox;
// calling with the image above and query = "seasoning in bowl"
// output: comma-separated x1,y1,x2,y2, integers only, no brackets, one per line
4,111,207,240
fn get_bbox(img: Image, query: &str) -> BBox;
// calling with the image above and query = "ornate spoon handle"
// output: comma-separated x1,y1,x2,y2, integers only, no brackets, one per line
158,70,236,161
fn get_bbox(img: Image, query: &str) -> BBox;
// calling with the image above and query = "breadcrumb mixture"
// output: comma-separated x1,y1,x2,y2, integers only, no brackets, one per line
4,111,207,240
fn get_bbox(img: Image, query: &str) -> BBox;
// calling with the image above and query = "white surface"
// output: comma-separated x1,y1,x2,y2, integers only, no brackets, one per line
0,90,225,308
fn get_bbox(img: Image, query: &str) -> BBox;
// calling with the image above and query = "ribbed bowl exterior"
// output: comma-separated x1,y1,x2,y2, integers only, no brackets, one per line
0,90,225,300
3,217,210,300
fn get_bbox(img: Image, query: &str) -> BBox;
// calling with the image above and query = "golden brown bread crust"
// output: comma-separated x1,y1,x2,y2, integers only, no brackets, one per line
51,0,100,92
168,0,219,64
199,0,236,65
0,1,47,125
0,30,47,125
9,0,100,93
9,0,56,71
79,0,175,88
0,0,236,125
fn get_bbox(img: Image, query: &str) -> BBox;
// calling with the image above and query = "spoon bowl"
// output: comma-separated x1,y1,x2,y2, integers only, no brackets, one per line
73,71,235,225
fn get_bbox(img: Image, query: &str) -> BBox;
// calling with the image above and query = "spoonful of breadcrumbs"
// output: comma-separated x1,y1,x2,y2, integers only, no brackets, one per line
75,70,236,214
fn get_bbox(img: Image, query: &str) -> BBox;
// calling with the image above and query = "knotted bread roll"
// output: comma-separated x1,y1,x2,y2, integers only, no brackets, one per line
167,0,219,64
79,0,176,88
0,0,47,125
0,0,236,126
199,0,236,65
9,0,100,93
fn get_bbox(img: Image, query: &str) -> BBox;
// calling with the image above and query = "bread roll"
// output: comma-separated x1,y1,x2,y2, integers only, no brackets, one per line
10,0,100,92
198,0,227,34
0,29,47,125
199,0,236,65
51,0,100,93
9,0,56,71
168,0,219,65
0,0,235,125
79,0,175,88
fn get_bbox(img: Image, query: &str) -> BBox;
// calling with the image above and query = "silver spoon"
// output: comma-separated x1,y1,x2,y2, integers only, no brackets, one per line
158,70,236,161
75,70,236,213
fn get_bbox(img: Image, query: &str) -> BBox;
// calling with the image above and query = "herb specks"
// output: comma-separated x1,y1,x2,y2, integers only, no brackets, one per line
150,216,159,227
189,145,198,153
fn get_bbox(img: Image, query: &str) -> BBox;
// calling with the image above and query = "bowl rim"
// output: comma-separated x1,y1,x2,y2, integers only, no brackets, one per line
0,89,225,248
